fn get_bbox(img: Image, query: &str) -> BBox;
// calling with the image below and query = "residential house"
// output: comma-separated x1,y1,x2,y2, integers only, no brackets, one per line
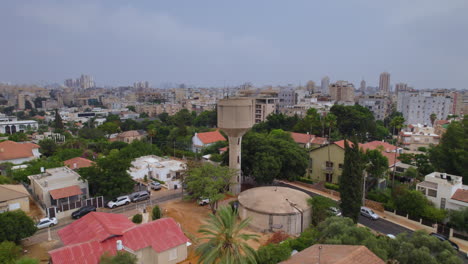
112,130,147,143
308,140,401,184
416,172,468,210
128,155,186,190
0,140,41,164
290,132,328,148
64,157,94,170
192,130,226,153
28,167,89,208
0,115,38,134
398,124,441,151
0,184,30,213
434,120,450,137
49,212,189,264
280,244,384,264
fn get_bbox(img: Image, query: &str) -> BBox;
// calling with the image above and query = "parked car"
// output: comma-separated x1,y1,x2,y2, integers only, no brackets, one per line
107,196,131,209
150,181,162,191
387,234,396,239
328,207,342,216
360,206,379,220
130,191,150,202
198,198,210,206
430,232,459,251
72,205,96,219
36,217,58,229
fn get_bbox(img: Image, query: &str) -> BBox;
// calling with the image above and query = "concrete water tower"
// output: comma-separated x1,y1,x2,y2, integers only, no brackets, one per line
218,97,255,195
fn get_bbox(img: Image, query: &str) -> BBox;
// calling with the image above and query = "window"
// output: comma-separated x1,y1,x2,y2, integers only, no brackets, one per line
169,248,178,261
325,173,333,183
325,161,333,168
427,189,437,197
440,198,446,209
338,164,343,169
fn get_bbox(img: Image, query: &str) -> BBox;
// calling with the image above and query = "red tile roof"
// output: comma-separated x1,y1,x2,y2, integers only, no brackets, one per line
0,140,39,161
361,141,398,152
311,136,328,145
290,132,314,144
49,185,83,200
451,189,468,203
196,130,226,145
51,213,189,264
219,147,228,153
333,140,399,166
64,157,94,170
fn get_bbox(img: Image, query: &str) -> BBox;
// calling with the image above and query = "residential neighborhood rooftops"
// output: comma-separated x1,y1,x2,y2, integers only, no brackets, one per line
49,185,83,200
0,184,29,202
451,189,468,203
332,140,400,166
28,167,84,191
195,130,226,145
64,157,94,170
290,132,314,144
0,140,39,161
279,244,385,264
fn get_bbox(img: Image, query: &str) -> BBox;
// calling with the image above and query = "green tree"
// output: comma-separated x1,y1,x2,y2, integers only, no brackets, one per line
8,133,28,142
339,138,364,223
292,108,322,135
307,196,336,226
256,242,292,264
0,241,21,264
152,205,162,220
363,149,389,190
430,113,437,127
429,118,468,184
330,104,376,141
0,210,37,243
15,257,39,264
98,122,120,136
184,162,234,213
146,124,157,144
53,148,83,161
448,207,468,232
99,251,137,264
196,206,258,264
126,105,136,112
194,110,217,127
12,158,63,183
132,214,142,224
53,109,64,131
38,139,58,157
252,113,299,133
78,127,106,140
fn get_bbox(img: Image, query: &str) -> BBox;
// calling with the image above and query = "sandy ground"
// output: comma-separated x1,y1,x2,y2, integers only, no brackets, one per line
159,198,272,264
23,240,62,264
28,199,45,221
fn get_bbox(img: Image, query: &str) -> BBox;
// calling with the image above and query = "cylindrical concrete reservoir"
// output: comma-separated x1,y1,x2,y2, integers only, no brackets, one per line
238,186,312,236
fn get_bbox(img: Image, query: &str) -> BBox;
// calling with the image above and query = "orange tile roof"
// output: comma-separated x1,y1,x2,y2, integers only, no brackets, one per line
280,244,385,264
0,140,39,161
311,136,328,145
451,189,468,203
333,140,399,166
361,141,398,152
290,132,314,144
64,157,94,170
49,185,83,200
196,130,226,145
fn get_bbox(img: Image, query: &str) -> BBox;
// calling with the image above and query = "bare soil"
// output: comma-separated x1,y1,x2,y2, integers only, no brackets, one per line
23,240,61,264
28,199,45,221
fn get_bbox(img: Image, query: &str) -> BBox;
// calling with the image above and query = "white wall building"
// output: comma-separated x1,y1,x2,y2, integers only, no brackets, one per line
416,172,468,211
358,95,390,120
128,155,186,190
397,91,452,125
0,115,38,134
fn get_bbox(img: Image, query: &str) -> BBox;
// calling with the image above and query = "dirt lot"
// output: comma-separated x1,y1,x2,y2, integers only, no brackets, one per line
159,198,272,264
23,240,61,264
27,199,45,221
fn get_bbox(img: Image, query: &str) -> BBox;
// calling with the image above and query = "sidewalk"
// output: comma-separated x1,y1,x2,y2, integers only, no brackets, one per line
278,180,468,254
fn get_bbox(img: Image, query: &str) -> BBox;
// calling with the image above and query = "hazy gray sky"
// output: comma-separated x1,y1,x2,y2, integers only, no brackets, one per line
1,0,467,89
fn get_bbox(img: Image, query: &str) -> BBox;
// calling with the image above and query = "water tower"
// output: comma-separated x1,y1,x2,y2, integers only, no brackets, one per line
218,97,255,195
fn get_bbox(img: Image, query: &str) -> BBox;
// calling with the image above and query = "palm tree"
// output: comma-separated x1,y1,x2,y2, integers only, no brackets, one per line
389,116,405,186
147,124,157,144
196,206,258,264
430,113,437,127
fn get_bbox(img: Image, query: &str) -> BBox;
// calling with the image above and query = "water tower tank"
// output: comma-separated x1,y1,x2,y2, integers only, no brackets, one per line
218,97,254,136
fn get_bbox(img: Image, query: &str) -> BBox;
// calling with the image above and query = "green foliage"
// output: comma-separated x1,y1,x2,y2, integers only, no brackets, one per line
256,242,291,264
252,113,299,133
339,138,364,223
429,117,468,184
126,106,136,112
366,188,391,204
53,148,83,161
292,108,322,135
15,257,39,264
330,104,377,141
132,214,142,224
308,196,337,226
363,149,389,178
0,210,37,243
8,133,28,142
194,110,217,127
448,207,468,232
324,182,340,191
98,122,120,135
0,241,21,264
118,140,163,160
152,205,162,220
99,251,138,264
297,177,314,184
78,127,106,140
201,140,227,155
196,206,258,264
184,162,234,213
38,139,58,157
402,167,419,179
393,189,428,218
12,158,63,183
54,109,64,130
0,175,13,184
418,147,427,152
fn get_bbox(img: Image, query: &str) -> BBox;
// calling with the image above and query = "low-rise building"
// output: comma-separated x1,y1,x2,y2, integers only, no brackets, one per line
358,94,391,120
398,124,440,151
192,130,226,153
28,167,89,208
64,157,94,170
0,115,38,134
49,213,189,264
0,140,41,164
416,172,468,210
290,132,328,148
111,130,147,143
128,155,186,190
0,184,30,213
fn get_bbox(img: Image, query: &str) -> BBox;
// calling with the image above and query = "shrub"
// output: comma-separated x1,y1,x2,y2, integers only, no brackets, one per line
0,241,21,264
265,231,289,245
132,214,142,224
297,177,314,184
324,182,340,191
152,205,162,220
256,242,292,264
366,189,391,204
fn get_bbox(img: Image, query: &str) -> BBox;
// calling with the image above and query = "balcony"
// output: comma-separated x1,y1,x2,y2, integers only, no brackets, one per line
322,165,334,172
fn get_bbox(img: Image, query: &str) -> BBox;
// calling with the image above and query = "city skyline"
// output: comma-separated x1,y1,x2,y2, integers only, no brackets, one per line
1,1,467,89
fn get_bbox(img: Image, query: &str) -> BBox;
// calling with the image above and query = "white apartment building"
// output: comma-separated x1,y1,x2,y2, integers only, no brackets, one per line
397,91,452,125
0,115,38,134
416,172,468,211
358,95,390,120
128,155,186,190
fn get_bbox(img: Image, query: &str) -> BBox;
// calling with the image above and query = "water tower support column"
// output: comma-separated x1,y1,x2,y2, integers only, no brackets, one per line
228,135,243,194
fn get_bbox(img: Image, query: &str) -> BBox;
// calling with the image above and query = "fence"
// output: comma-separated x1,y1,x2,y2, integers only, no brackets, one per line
110,192,183,215
47,196,104,218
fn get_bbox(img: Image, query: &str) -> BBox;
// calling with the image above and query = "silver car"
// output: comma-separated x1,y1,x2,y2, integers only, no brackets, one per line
36,217,58,229
360,206,379,220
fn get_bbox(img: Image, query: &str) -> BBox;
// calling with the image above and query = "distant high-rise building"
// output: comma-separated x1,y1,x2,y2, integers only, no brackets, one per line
395,83,408,94
397,91,452,125
379,72,390,94
64,74,95,89
133,81,150,89
306,80,316,93
321,76,330,95
360,80,366,92
329,81,355,102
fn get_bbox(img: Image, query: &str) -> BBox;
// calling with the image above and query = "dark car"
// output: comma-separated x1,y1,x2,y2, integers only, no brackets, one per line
430,232,459,251
72,205,96,219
